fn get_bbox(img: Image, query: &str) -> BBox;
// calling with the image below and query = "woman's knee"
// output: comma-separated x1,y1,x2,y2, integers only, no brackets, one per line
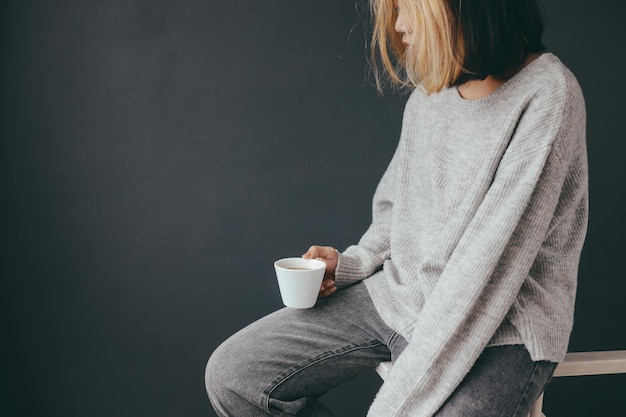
205,341,229,406
206,327,275,416
205,336,251,413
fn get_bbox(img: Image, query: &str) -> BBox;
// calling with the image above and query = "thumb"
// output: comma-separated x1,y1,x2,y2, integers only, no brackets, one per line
302,245,320,259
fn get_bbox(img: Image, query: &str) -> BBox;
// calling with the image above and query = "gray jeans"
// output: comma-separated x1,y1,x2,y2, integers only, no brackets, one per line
205,282,556,416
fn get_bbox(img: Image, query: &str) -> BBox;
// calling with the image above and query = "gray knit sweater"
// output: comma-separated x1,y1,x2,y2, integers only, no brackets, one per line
334,53,588,416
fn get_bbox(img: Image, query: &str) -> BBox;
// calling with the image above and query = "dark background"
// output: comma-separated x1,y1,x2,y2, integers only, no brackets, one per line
2,1,624,416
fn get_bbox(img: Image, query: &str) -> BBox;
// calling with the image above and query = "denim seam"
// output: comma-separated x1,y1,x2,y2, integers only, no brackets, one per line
262,340,386,413
513,362,556,416
387,331,400,349
511,361,543,417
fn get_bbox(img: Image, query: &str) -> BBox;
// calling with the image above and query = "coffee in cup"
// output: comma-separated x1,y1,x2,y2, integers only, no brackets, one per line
274,257,326,309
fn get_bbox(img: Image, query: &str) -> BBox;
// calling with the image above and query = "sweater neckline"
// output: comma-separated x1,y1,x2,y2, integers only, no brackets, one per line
448,53,552,110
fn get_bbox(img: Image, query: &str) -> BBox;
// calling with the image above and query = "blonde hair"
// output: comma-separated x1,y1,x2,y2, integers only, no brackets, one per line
370,0,465,94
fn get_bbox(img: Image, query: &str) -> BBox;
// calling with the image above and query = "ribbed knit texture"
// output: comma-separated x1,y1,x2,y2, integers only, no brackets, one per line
334,53,588,417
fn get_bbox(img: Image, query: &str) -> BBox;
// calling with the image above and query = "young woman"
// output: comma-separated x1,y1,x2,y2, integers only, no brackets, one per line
206,0,588,415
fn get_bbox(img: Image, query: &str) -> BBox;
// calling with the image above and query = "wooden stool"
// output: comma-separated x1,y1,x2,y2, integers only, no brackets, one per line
375,350,626,417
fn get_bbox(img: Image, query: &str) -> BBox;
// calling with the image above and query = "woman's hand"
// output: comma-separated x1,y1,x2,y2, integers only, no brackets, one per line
302,245,338,298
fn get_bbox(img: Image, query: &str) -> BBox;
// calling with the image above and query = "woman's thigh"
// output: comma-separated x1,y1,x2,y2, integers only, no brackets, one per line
206,282,399,416
434,345,557,417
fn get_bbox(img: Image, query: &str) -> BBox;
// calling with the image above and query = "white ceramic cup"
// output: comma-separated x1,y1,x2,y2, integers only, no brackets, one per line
274,257,326,309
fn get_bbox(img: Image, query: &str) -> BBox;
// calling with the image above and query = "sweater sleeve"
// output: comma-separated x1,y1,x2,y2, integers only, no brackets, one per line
367,82,586,416
333,133,405,288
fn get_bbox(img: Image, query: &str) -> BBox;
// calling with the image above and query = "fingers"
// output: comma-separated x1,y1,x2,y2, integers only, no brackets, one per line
318,278,337,299
303,245,334,260
303,245,338,279
302,245,338,262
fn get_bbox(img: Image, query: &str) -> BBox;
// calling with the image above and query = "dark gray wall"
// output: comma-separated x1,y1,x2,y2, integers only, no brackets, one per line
2,1,624,416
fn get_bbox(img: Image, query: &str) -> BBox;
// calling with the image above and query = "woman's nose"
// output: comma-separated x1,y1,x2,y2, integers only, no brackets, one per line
394,11,407,34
